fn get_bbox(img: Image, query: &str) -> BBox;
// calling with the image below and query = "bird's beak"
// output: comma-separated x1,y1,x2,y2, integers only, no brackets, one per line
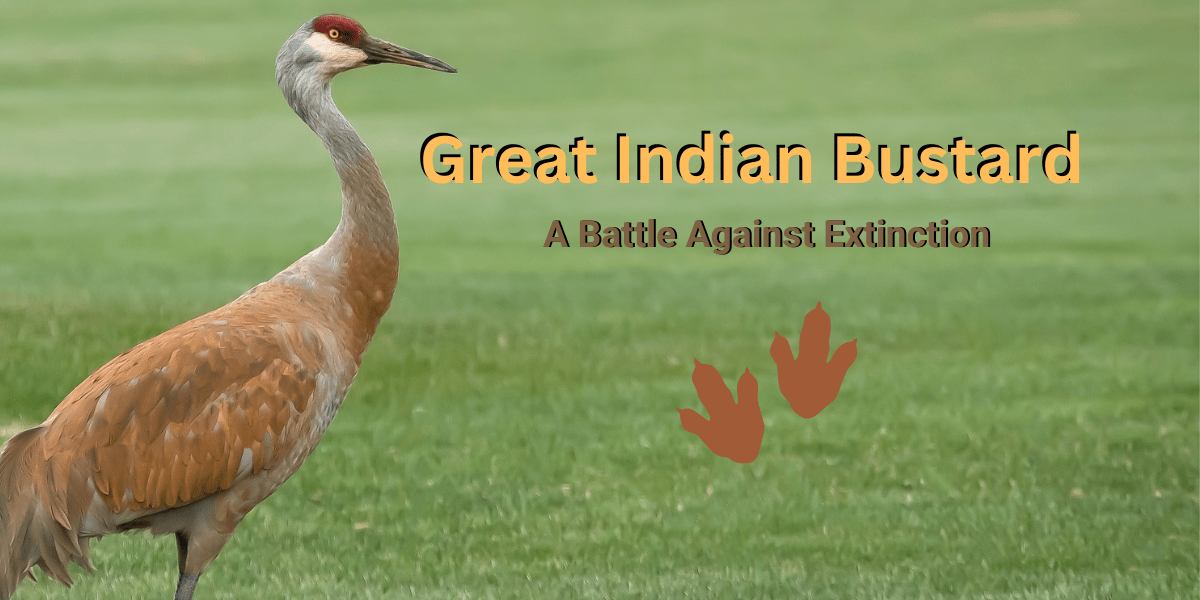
361,37,457,73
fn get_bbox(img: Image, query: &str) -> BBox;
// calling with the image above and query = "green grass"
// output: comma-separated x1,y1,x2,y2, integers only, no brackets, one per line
1,0,1197,598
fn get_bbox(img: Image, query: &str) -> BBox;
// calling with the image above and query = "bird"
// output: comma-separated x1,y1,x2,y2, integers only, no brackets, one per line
0,14,454,600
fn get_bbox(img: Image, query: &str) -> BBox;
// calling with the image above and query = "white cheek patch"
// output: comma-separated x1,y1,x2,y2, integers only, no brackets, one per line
305,32,368,73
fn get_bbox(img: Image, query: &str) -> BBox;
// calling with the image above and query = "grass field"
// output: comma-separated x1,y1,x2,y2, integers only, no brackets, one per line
1,0,1197,598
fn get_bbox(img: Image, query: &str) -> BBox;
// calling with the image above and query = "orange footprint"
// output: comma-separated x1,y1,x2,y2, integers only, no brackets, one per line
770,302,857,418
678,361,764,463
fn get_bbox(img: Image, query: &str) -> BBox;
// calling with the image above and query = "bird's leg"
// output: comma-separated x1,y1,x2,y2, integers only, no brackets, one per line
175,532,189,572
174,572,200,600
170,518,237,600
173,532,201,600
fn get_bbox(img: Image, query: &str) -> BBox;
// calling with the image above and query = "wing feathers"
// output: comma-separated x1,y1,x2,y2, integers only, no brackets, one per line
42,313,323,514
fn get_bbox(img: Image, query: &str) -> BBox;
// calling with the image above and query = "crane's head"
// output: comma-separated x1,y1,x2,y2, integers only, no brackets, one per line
277,14,456,83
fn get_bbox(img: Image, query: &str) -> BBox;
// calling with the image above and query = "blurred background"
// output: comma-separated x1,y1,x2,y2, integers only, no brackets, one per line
1,0,1196,597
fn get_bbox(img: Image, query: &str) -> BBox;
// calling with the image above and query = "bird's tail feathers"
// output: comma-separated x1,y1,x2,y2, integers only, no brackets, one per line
0,426,93,599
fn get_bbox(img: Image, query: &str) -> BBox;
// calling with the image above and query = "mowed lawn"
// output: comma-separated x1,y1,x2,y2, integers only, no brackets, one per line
1,0,1196,598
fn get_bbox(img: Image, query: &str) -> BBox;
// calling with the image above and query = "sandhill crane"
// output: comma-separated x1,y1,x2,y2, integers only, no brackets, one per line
0,15,454,600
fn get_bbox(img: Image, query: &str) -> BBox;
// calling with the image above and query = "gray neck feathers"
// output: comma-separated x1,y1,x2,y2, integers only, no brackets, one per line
276,29,398,252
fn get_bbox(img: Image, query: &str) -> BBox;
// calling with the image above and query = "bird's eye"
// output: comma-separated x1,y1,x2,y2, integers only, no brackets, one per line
328,29,340,40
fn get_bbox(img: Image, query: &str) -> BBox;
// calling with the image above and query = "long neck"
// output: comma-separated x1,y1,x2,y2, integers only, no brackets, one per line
277,64,400,358
285,75,398,251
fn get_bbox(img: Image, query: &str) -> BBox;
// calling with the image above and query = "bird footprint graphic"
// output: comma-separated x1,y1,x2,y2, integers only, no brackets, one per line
770,302,857,419
677,361,764,464
679,302,857,462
